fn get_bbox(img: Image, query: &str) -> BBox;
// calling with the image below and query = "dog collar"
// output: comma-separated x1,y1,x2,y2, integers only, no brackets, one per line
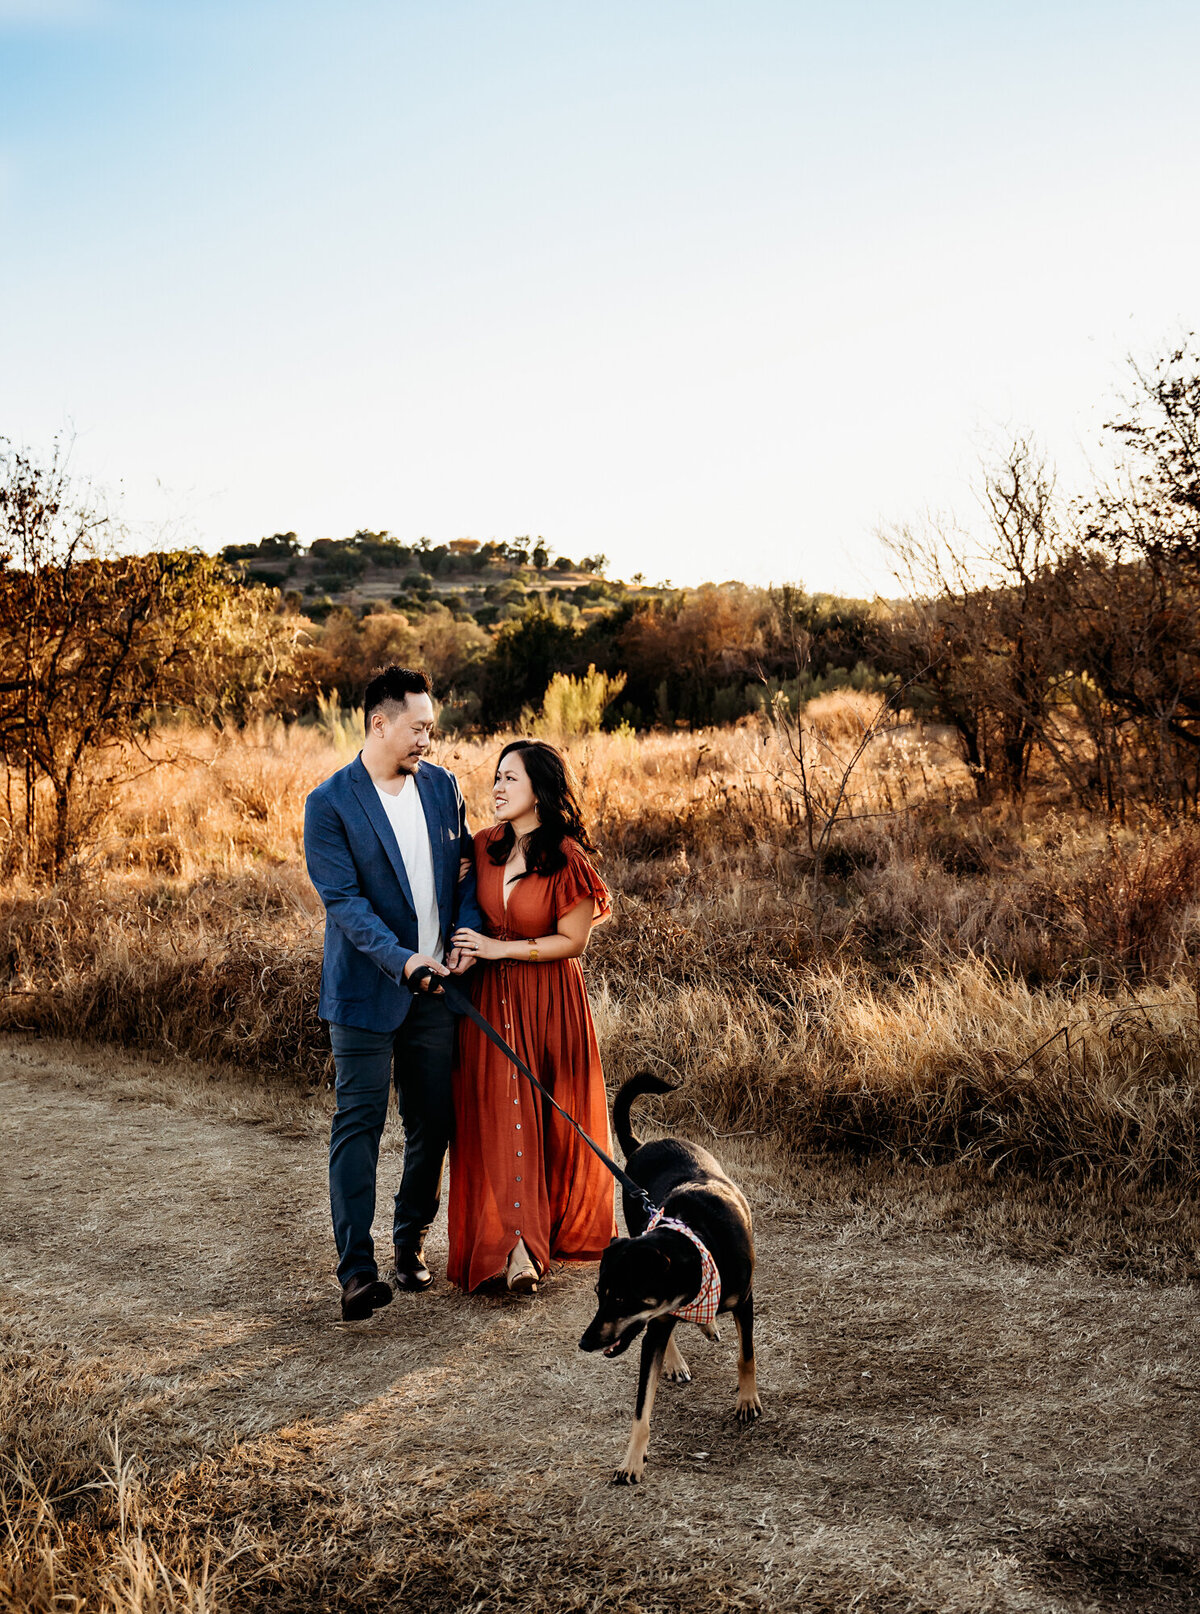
647,1209,720,1326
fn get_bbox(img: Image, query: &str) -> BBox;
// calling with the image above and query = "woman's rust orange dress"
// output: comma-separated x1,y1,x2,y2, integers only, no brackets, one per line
447,828,617,1292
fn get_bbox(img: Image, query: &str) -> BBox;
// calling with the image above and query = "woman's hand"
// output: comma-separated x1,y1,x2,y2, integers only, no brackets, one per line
451,926,507,962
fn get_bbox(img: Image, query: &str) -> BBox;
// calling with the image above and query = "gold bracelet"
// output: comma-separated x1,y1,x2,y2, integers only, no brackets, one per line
528,939,539,962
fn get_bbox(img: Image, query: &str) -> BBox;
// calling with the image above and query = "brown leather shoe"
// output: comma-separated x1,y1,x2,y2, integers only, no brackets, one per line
340,1272,394,1321
393,1244,433,1291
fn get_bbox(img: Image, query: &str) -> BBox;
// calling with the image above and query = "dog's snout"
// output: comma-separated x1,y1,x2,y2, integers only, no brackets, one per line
579,1313,611,1352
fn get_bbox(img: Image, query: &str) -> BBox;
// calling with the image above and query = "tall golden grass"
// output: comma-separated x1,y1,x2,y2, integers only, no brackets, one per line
2,697,1198,1193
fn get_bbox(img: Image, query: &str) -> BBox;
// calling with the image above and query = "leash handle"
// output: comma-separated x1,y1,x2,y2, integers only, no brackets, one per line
406,964,444,993
407,963,657,1217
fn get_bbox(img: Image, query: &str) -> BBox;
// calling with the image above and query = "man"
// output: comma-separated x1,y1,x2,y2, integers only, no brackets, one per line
304,665,481,1321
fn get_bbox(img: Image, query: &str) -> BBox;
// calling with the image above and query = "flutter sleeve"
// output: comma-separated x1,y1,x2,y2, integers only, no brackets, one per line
553,842,612,925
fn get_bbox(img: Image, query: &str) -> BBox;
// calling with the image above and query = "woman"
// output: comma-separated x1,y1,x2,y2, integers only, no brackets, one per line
447,739,616,1293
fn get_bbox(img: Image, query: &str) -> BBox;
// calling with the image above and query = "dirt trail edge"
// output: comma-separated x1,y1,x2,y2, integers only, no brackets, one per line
3,1036,1198,1613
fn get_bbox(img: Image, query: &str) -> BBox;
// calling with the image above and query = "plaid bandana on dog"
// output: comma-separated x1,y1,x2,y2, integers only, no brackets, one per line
647,1208,721,1326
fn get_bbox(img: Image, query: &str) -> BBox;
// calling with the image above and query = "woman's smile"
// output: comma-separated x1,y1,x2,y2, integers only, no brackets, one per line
492,751,538,826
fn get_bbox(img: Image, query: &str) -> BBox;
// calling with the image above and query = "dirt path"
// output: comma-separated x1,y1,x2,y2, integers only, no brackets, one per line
3,1035,1198,1612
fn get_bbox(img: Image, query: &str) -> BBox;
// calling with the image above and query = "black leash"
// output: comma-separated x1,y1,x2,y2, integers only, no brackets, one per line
408,966,658,1218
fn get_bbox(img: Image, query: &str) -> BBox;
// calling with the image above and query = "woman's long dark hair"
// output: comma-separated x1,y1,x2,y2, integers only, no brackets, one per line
486,739,599,879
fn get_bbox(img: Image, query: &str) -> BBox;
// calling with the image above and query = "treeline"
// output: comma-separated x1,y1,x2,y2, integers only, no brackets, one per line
877,345,1200,814
3,342,1199,881
299,582,882,732
291,343,1200,816
224,514,883,728
0,436,879,875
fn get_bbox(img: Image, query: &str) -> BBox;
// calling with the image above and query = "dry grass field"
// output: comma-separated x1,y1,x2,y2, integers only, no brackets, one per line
3,704,1198,1202
3,702,1200,1610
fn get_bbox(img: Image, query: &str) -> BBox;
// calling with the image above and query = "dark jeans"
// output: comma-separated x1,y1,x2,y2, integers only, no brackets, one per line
328,995,455,1286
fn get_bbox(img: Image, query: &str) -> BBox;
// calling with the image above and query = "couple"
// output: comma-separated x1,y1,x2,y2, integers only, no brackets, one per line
303,664,616,1320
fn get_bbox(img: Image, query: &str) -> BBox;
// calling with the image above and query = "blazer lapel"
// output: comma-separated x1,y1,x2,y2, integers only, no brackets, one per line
414,766,451,932
348,755,416,916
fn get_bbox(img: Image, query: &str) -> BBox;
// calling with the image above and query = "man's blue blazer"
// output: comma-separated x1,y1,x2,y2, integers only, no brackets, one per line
303,753,483,1032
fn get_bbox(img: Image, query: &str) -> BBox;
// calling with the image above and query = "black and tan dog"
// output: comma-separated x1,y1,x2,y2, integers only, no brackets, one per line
579,1072,762,1484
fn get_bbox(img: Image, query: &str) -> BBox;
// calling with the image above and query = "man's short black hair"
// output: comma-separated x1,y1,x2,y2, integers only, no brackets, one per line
363,666,431,729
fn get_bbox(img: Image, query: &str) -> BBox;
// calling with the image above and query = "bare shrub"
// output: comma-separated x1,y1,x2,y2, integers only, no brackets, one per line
1055,827,1200,977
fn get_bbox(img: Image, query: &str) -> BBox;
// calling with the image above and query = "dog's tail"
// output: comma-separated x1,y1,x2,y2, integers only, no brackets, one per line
613,1071,680,1160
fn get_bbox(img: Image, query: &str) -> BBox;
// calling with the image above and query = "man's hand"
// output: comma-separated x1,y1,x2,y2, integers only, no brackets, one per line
403,953,450,993
446,945,476,975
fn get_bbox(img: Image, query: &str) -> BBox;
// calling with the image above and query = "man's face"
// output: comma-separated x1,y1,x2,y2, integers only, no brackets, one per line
371,693,435,775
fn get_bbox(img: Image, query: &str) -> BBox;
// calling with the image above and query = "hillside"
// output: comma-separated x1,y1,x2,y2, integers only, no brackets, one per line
221,531,635,625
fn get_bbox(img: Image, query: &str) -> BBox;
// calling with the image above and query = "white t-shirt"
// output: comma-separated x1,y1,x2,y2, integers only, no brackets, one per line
374,777,443,963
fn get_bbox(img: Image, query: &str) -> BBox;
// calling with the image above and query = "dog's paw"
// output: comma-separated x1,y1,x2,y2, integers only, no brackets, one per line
662,1339,692,1384
736,1392,763,1423
611,1466,643,1486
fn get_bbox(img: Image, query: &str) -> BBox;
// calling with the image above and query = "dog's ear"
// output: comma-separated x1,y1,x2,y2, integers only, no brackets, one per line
643,1246,672,1284
598,1236,629,1274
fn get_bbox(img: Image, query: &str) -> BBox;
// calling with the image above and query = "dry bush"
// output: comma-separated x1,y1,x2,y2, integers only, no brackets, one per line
595,961,1200,1193
800,688,888,744
1054,827,1200,977
2,707,1199,1190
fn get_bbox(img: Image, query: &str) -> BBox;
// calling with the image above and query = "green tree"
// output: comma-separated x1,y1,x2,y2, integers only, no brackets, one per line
482,604,581,721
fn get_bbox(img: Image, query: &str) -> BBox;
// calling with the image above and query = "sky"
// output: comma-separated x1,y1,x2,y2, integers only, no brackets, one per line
1,0,1198,594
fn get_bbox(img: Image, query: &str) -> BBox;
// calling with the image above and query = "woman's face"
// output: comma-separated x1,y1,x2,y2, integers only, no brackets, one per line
493,750,538,825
